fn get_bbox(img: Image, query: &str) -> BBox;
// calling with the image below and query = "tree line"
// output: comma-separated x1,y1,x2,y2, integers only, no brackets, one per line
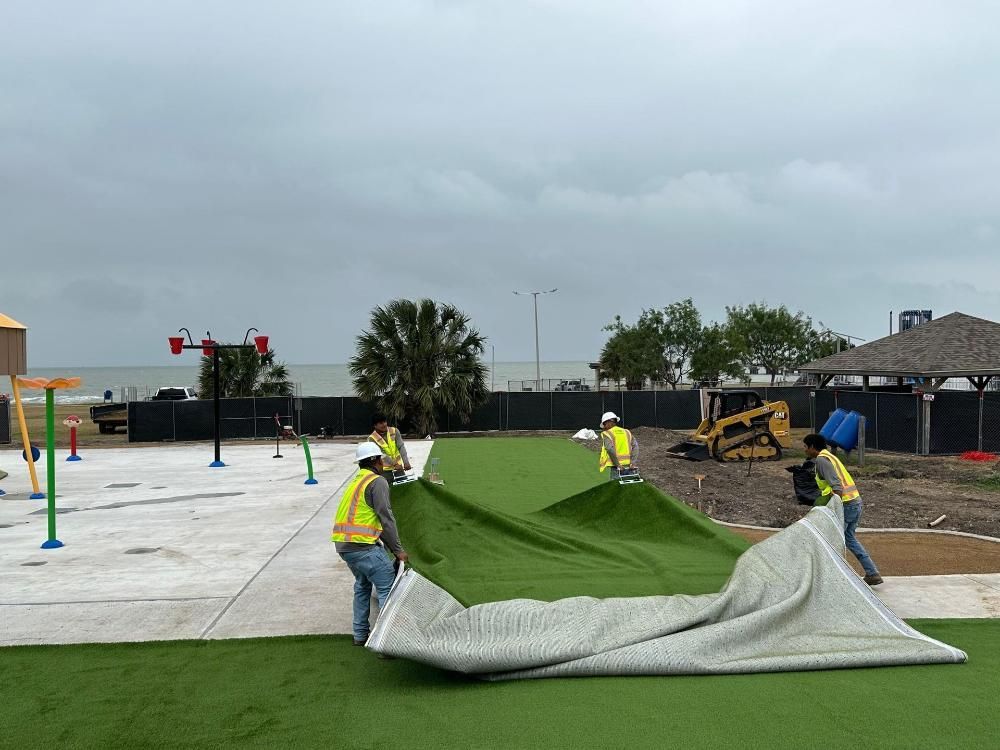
191,297,849,435
600,299,849,389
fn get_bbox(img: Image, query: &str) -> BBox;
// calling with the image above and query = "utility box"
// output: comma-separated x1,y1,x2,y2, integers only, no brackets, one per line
0,313,28,375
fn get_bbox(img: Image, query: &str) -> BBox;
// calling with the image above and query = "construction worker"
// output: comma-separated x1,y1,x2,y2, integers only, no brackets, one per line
803,433,883,586
332,442,409,646
368,413,411,485
599,411,638,480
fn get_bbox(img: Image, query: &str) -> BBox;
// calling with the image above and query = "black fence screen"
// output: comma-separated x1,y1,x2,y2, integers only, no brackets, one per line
810,390,924,454
0,397,10,444
127,391,706,443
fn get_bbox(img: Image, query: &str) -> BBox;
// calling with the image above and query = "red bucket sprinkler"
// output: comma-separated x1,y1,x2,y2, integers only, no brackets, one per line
202,338,216,357
168,336,184,355
63,415,83,461
254,335,269,355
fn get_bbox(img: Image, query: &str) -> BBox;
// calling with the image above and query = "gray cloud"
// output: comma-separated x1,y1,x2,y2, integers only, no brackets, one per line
2,1,999,366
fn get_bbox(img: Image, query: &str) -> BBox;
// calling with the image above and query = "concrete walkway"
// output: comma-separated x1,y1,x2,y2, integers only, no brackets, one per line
0,441,432,646
2,441,997,647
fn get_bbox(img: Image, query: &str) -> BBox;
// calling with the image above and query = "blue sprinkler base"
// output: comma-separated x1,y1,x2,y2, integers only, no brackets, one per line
209,460,226,468
304,478,319,485
66,455,83,462
0,489,5,496
41,539,65,549
30,492,46,500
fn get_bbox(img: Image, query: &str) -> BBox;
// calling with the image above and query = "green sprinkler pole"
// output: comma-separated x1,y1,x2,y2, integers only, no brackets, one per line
41,388,63,549
302,436,317,485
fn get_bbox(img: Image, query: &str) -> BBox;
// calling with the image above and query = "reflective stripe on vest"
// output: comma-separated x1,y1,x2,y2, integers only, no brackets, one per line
332,470,383,544
815,449,860,502
599,427,633,471
369,428,402,470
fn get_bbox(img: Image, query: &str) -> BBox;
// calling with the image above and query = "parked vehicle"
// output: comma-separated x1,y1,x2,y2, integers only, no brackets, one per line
554,379,591,392
151,386,198,401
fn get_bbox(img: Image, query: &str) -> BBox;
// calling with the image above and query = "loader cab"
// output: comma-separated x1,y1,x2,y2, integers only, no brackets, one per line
707,390,764,425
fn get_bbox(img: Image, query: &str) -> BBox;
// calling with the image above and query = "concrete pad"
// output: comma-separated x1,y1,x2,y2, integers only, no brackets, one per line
874,574,1000,619
3,599,226,646
0,440,433,645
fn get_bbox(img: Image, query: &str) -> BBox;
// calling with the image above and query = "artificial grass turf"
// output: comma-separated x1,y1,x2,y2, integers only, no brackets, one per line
423,436,604,512
390,478,751,604
4,437,993,747
2,620,997,749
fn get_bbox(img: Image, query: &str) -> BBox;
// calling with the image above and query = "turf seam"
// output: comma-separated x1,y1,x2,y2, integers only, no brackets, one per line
198,474,355,640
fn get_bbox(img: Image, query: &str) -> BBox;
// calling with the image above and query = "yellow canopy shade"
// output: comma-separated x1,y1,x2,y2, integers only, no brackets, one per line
0,313,28,330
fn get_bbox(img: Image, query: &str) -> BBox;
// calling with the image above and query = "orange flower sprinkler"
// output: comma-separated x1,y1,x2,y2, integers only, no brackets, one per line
18,377,82,549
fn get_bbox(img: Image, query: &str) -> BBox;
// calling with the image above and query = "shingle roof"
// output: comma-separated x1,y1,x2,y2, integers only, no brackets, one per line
800,312,1000,377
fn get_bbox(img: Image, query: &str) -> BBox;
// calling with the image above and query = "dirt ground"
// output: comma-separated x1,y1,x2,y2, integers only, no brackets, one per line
582,426,1000,575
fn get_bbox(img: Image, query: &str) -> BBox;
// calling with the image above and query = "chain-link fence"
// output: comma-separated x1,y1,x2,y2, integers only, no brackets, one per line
811,390,924,454
807,388,1000,455
127,391,707,442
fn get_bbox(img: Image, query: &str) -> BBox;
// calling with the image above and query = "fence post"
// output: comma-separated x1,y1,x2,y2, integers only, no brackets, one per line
550,391,554,430
921,396,932,455
979,393,985,453
857,416,866,467
874,393,879,450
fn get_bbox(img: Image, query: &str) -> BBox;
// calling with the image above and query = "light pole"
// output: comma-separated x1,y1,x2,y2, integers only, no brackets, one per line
513,288,557,391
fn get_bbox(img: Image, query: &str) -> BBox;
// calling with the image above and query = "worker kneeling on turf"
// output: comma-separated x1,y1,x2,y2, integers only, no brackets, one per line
332,442,409,646
598,412,638,480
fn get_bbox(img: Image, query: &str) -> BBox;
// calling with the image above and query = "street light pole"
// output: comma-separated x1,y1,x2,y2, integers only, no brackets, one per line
513,288,557,392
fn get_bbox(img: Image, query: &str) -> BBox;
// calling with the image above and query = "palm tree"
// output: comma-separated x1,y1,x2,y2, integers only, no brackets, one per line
350,298,489,435
197,346,294,399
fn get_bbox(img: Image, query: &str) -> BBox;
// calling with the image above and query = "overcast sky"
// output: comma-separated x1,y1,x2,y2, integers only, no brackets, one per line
3,1,999,367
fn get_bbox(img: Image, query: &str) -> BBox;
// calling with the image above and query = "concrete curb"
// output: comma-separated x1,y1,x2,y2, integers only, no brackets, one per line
711,517,1000,544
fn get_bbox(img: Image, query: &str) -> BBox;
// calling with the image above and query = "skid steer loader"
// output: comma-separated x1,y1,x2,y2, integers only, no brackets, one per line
666,390,791,462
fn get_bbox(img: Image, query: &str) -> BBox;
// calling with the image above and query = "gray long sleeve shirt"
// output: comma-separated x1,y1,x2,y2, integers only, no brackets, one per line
334,473,405,555
602,428,639,468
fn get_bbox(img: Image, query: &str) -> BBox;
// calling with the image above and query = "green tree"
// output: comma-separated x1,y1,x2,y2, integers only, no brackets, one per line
600,315,663,390
725,302,815,384
688,323,748,385
197,347,293,398
640,299,702,389
350,298,489,435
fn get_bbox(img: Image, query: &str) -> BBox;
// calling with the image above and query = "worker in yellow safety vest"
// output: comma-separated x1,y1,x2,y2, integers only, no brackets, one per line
332,442,409,646
369,413,411,485
804,433,882,586
599,411,638,480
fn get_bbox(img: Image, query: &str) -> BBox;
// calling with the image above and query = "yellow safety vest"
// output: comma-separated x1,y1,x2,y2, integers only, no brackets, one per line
815,449,860,502
599,426,634,472
369,427,402,471
331,470,383,544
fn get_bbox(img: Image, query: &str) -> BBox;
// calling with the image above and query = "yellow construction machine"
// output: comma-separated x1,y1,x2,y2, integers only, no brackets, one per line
666,390,791,462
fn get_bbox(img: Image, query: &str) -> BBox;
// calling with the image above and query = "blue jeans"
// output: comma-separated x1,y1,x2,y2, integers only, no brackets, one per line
340,545,396,642
843,499,878,576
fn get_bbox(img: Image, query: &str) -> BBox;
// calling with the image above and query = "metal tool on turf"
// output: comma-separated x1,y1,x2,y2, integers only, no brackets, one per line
392,468,419,485
617,467,644,485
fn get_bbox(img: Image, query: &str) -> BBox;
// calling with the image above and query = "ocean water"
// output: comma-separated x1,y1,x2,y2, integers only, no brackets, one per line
8,362,596,403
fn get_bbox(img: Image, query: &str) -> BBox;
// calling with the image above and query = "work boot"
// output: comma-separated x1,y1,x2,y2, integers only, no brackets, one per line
864,574,884,586
353,639,367,647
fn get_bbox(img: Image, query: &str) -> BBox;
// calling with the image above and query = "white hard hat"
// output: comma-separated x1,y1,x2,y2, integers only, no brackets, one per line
355,442,383,463
600,411,619,424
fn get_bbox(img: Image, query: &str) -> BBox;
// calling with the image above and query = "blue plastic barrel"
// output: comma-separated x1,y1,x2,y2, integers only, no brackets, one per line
831,410,862,451
819,408,847,441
